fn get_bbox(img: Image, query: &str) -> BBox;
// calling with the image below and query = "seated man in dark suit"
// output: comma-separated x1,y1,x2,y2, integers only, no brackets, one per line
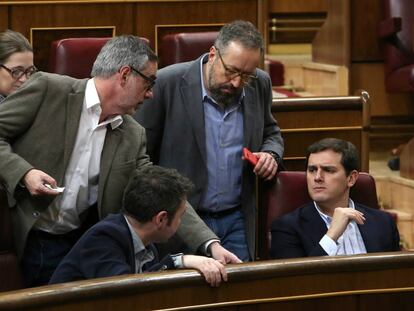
50,166,227,287
270,138,400,259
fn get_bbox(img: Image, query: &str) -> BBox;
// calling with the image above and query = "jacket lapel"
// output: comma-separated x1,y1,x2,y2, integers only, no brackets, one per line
356,204,375,252
63,81,87,176
301,203,329,245
98,125,123,212
180,56,207,164
118,214,136,273
242,85,257,148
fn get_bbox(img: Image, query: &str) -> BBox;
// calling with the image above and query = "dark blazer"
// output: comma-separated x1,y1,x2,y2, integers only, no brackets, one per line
49,213,174,284
134,55,284,258
0,72,216,258
270,202,400,259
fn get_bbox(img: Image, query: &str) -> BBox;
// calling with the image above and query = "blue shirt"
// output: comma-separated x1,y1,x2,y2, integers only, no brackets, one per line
199,56,244,212
314,199,367,256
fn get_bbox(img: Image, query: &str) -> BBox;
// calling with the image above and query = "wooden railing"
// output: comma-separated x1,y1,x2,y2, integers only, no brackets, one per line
0,252,413,310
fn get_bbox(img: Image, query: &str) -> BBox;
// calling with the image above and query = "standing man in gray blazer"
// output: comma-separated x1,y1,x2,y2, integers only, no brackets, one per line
0,35,237,287
135,21,284,261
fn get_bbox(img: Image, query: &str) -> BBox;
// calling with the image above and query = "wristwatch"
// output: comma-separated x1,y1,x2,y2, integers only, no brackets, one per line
265,151,281,164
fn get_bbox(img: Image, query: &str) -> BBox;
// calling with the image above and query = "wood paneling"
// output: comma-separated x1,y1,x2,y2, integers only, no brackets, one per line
1,0,262,71
351,0,383,62
350,63,414,117
303,61,348,95
1,252,414,310
0,7,8,30
136,0,259,49
269,0,327,13
272,92,370,172
312,0,350,66
400,138,414,180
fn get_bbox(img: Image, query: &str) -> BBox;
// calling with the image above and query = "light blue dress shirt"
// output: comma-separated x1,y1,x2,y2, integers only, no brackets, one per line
315,199,367,256
124,216,155,273
199,57,244,212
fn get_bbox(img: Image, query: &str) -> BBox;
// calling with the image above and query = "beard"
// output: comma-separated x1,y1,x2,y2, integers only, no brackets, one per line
208,64,243,108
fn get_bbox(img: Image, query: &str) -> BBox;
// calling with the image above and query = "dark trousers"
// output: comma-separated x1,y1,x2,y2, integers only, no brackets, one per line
21,205,98,287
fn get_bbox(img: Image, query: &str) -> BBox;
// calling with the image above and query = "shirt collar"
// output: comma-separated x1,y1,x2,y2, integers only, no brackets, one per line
124,215,146,256
313,199,355,225
86,79,123,130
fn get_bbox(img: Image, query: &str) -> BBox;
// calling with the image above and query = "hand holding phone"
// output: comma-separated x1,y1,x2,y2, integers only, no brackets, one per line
243,147,258,166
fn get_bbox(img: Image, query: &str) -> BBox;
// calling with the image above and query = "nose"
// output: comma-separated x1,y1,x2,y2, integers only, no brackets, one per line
18,74,29,83
230,75,243,89
314,168,323,181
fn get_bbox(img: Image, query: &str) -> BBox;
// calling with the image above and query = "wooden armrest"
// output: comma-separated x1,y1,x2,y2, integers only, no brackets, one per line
378,17,402,38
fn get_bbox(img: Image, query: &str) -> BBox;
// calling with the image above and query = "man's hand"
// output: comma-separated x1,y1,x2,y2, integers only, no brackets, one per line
326,207,366,241
182,255,228,287
252,152,278,180
23,169,60,196
209,241,242,264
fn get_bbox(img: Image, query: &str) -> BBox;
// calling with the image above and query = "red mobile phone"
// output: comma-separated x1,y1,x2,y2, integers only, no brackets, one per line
243,147,258,166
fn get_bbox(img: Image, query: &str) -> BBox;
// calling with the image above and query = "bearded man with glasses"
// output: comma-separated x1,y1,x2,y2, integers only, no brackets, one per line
135,20,284,262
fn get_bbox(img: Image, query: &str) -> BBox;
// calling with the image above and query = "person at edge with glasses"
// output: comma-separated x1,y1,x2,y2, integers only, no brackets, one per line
0,35,239,287
0,30,37,103
135,20,284,262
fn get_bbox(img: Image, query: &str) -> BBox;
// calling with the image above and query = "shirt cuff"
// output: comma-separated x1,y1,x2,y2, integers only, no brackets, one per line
319,234,338,256
203,239,221,257
171,253,184,268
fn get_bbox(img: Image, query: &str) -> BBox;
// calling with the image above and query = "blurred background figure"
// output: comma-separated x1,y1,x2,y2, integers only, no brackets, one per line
0,30,36,103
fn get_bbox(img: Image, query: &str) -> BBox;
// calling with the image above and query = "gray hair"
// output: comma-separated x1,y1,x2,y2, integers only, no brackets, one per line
214,20,264,54
0,30,32,64
91,35,157,78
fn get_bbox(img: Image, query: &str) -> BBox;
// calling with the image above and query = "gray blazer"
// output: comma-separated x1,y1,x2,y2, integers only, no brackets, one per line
0,72,216,258
135,55,284,258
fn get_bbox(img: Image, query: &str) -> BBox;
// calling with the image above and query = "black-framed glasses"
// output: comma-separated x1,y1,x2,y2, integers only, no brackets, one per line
130,66,156,91
0,64,38,80
214,46,257,84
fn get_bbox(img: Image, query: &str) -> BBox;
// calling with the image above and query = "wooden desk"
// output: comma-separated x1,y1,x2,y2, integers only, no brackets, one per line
0,252,414,310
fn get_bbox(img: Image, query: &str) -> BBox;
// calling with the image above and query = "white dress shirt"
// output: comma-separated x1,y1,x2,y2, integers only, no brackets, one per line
315,199,367,256
35,79,122,234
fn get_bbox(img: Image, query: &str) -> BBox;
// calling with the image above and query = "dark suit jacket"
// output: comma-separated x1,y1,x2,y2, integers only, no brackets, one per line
0,72,216,258
134,55,284,258
49,213,174,284
270,202,400,259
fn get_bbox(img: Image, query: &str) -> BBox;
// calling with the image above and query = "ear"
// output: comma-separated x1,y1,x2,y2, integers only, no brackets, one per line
208,46,216,63
347,170,359,188
153,211,168,228
118,66,131,86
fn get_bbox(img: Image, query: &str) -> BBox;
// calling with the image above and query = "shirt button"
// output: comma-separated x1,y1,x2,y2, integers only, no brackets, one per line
32,211,40,218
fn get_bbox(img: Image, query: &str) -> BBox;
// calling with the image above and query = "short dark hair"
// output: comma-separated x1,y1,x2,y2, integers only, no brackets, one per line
0,30,32,64
214,20,264,54
122,166,194,223
306,138,360,175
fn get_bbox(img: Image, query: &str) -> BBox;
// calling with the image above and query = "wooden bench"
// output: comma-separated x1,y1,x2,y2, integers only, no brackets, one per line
272,90,370,171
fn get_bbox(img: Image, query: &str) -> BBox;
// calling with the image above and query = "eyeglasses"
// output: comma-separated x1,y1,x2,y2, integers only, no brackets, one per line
214,46,257,84
0,64,38,80
130,66,156,91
